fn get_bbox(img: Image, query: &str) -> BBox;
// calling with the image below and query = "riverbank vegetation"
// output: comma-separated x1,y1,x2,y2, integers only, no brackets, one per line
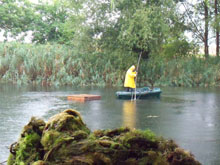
1,0,220,87
1,42,220,87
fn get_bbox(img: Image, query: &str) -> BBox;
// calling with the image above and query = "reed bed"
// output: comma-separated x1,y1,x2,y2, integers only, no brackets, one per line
0,42,132,86
140,57,220,87
1,42,220,87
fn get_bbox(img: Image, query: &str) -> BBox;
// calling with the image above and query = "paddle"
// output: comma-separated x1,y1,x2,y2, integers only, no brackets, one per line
134,52,142,101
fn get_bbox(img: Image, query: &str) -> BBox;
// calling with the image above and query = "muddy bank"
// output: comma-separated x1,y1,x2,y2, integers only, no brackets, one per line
8,109,201,165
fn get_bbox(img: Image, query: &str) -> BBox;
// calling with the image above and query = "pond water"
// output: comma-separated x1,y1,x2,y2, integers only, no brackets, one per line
0,84,220,164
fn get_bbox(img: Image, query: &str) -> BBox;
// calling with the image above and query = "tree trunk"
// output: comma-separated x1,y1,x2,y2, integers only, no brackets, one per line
204,0,209,58
215,0,219,57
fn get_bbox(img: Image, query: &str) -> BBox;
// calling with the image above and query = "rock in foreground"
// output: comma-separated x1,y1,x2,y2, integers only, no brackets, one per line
8,109,201,165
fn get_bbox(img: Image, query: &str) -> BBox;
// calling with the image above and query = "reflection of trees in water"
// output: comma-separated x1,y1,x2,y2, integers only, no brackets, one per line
122,101,136,129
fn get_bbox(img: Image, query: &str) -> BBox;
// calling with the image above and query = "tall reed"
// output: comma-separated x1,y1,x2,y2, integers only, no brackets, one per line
0,42,134,86
139,56,220,87
1,42,220,87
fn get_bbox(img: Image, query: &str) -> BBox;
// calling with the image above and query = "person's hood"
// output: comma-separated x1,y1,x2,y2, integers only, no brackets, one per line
129,65,135,71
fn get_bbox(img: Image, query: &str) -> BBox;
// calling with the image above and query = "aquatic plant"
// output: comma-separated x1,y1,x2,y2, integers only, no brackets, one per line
8,109,201,165
139,56,220,87
1,42,220,87
0,42,133,87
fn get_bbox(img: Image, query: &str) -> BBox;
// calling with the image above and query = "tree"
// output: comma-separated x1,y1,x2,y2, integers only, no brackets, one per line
182,0,212,57
0,0,192,59
0,0,35,40
0,0,82,44
31,0,70,43
214,0,219,57
204,0,209,57
78,0,188,59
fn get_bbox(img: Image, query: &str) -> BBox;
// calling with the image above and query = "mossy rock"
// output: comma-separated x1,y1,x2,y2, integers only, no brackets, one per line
43,109,90,134
21,117,46,137
167,148,201,165
8,117,45,165
8,109,201,165
32,160,48,165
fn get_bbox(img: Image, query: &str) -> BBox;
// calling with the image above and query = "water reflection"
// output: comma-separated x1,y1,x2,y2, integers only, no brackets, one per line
122,101,136,129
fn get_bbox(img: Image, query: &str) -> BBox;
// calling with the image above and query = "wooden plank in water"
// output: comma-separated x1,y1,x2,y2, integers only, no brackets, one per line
67,94,101,102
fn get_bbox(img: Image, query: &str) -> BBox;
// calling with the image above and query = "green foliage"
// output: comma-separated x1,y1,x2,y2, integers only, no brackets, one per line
146,56,220,87
0,43,118,85
30,0,76,44
162,37,196,58
0,42,127,86
0,0,35,39
0,0,82,44
0,42,220,87
0,0,197,62
83,0,186,59
119,3,171,56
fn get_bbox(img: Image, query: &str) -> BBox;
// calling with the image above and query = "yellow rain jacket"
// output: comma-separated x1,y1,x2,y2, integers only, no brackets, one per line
124,65,137,89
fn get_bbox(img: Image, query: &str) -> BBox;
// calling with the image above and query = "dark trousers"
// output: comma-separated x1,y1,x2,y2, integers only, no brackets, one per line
125,87,134,92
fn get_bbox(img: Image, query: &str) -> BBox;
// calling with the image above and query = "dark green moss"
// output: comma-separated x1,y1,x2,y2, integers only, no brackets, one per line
15,132,42,164
8,117,45,165
7,153,15,165
8,109,201,165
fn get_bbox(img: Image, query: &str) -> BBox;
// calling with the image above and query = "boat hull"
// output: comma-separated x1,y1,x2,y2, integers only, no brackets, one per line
116,87,162,100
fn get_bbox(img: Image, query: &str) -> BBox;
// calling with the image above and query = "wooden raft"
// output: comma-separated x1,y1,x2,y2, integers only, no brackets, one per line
67,94,101,102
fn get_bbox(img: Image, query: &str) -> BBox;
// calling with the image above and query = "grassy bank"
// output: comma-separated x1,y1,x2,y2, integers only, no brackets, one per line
0,42,220,87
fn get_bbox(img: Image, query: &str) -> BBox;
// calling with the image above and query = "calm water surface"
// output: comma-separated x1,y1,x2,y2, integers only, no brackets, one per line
1,84,220,164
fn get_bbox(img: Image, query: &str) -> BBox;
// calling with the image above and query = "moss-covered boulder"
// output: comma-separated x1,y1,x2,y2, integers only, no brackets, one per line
41,109,90,153
8,117,45,165
8,109,201,165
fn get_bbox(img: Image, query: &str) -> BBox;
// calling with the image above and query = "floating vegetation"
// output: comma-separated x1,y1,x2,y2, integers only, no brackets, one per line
8,109,201,165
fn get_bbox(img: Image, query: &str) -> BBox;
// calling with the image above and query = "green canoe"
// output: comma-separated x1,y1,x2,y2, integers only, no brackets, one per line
116,87,162,100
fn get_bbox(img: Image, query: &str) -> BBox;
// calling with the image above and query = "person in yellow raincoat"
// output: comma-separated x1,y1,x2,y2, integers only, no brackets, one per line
124,65,137,92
